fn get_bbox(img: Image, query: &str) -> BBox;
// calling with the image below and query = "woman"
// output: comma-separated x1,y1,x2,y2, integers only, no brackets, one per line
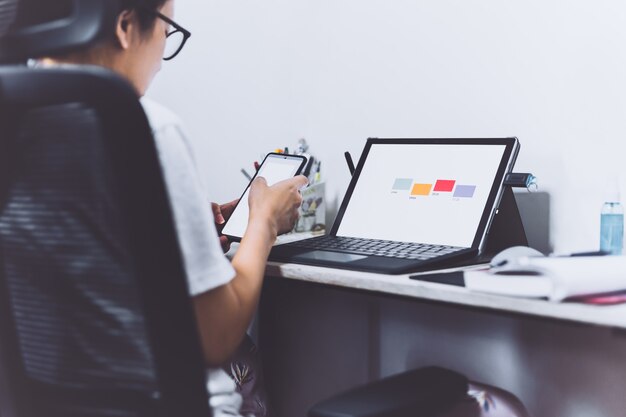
43,0,307,415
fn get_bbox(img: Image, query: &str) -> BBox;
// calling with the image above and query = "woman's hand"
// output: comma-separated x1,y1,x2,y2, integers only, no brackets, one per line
212,199,239,253
248,175,308,237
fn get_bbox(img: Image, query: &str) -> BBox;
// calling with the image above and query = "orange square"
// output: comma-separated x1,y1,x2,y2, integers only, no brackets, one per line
411,183,432,196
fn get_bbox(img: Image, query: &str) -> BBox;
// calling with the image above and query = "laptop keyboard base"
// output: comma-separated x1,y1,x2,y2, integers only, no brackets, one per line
287,236,465,261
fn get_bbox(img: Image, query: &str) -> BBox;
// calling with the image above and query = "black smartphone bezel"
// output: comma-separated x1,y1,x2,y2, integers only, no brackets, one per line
221,152,308,242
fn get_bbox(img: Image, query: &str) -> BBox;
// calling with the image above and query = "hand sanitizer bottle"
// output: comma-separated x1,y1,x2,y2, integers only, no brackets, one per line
600,181,624,255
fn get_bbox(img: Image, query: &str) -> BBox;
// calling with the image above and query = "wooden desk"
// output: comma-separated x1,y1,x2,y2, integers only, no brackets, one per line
259,263,626,417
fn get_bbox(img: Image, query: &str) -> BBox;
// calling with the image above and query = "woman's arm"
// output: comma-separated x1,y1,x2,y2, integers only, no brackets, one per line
192,175,307,366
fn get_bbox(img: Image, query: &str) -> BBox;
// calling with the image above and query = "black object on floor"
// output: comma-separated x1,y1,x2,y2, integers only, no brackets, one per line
308,366,468,417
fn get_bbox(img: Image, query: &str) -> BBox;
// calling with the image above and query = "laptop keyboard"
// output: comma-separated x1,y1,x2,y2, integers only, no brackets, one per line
288,236,465,261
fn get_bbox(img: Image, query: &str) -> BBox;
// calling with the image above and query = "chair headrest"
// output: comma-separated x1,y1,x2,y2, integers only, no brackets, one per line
0,0,120,63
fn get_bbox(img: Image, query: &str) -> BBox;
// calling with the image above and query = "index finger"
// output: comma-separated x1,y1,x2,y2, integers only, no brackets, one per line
211,202,225,224
288,175,309,190
220,199,240,219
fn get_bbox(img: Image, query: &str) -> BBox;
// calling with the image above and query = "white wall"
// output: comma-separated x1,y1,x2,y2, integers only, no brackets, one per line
148,0,626,253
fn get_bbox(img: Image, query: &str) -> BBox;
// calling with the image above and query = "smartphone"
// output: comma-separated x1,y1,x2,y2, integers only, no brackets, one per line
221,153,308,241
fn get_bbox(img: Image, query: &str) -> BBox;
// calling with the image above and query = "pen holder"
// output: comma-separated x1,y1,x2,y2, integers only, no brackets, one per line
295,181,326,233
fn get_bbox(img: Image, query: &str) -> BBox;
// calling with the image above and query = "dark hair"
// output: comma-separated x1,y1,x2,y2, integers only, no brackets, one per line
120,0,169,32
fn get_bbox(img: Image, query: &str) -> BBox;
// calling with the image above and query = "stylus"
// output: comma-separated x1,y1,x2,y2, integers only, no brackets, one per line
240,168,252,181
344,151,355,176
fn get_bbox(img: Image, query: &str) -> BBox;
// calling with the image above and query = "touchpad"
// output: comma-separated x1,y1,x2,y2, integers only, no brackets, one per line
294,251,367,263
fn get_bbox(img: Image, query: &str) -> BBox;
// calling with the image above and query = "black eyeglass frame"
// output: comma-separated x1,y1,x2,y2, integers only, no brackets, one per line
148,10,191,61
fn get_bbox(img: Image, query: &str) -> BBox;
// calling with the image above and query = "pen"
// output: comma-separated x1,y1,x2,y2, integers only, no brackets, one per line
241,168,252,181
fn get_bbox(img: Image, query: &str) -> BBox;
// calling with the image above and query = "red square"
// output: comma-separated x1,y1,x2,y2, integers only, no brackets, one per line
433,180,456,192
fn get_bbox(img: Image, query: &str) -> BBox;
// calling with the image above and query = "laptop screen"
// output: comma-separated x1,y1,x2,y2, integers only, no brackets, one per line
335,140,517,248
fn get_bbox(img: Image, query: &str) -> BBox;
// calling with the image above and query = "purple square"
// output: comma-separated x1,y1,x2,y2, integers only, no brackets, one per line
453,185,476,198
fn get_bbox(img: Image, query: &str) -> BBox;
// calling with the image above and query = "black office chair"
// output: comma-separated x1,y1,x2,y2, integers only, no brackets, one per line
0,1,211,416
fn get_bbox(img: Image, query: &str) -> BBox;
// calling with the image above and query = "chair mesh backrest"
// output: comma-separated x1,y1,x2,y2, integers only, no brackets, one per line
0,0,18,36
0,103,157,390
0,67,209,417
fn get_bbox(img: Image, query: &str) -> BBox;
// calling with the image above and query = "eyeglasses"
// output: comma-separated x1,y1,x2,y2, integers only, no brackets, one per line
150,11,191,61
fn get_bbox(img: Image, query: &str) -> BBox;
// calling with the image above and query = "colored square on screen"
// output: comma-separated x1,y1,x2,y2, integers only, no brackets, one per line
433,180,456,192
392,178,413,191
454,185,476,198
411,183,432,196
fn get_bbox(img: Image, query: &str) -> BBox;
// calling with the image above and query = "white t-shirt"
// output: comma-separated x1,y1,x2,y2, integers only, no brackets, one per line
141,98,246,417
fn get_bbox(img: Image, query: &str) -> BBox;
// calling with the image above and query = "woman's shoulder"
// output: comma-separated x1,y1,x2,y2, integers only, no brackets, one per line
140,97,183,133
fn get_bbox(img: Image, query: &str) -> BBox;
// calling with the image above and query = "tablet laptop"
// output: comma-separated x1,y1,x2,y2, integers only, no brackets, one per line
269,138,520,274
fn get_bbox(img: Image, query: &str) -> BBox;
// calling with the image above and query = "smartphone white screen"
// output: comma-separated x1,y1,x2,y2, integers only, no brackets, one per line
222,154,306,239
